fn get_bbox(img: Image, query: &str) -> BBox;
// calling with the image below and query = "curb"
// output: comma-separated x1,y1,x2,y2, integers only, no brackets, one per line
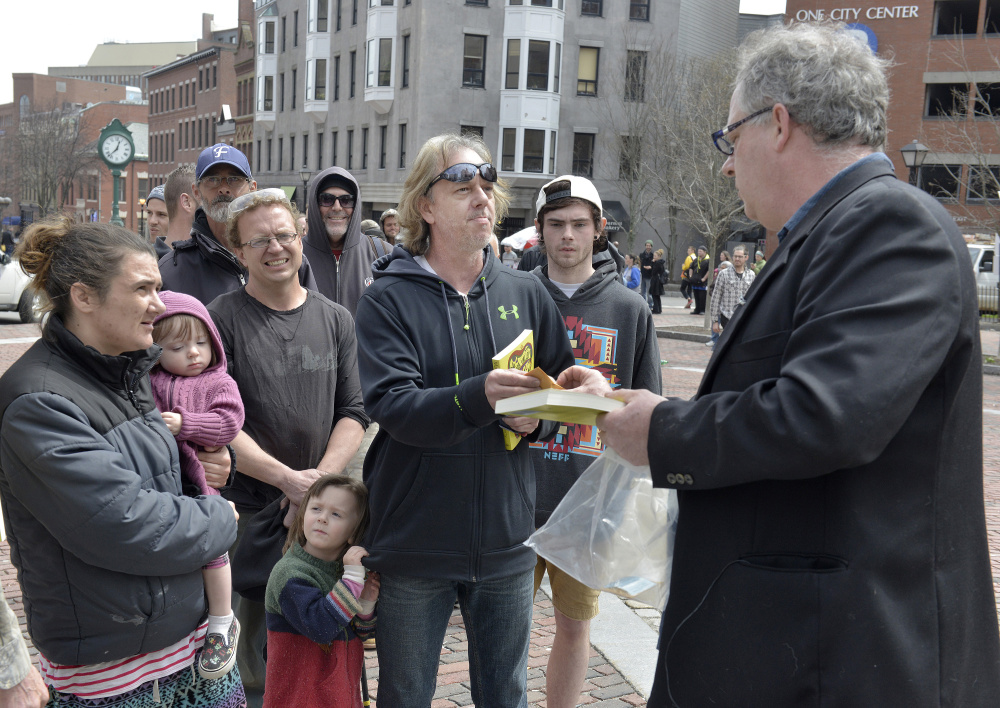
656,328,712,343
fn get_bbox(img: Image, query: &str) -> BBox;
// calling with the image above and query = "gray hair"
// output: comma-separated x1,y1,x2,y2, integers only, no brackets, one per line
735,23,891,150
732,244,749,256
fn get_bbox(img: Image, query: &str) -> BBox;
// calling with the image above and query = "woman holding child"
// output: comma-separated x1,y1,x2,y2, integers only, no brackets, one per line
0,217,243,707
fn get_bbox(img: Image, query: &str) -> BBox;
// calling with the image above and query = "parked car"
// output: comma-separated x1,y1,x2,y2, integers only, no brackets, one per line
968,241,999,314
0,252,39,323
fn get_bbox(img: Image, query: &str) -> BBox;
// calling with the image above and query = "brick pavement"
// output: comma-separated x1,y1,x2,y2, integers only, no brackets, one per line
4,303,1000,705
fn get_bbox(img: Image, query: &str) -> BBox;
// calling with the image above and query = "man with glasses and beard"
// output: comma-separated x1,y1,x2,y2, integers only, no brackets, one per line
160,144,315,305
354,133,574,707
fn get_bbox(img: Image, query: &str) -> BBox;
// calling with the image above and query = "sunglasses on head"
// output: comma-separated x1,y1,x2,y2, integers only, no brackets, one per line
317,192,357,208
425,162,498,193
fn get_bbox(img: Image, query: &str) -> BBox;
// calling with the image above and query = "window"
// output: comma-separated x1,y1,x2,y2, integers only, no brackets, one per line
213,65,217,87
197,120,202,148
302,134,309,167
934,0,978,35
989,0,1000,33
292,68,297,109
925,82,968,117
581,0,601,16
464,35,486,88
334,56,341,100
347,129,354,169
350,51,357,97
332,130,338,166
619,134,640,179
968,165,1000,201
399,123,407,168
257,140,262,171
362,127,369,168
199,69,204,92
527,40,550,90
502,128,516,171
294,10,299,45
267,138,273,171
315,59,327,100
630,0,649,21
278,137,284,171
264,21,275,53
379,38,392,86
290,136,296,170
506,39,521,89
402,35,410,87
549,132,557,173
282,16,287,51
577,46,599,96
379,125,387,168
553,44,560,92
974,83,1000,116
337,0,342,31
625,50,646,102
467,0,487,5
919,164,961,201
318,0,329,31
523,129,545,172
461,125,484,139
280,72,285,111
263,75,274,110
353,0,358,24
317,131,324,169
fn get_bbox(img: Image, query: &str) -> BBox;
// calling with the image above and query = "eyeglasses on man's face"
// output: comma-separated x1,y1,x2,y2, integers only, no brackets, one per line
711,106,774,156
199,174,251,189
425,162,498,194
317,192,357,209
240,232,299,249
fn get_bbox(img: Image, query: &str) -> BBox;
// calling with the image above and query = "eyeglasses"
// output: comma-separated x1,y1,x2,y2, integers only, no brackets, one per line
229,188,290,216
711,106,774,156
241,232,299,249
199,175,250,189
317,192,357,209
425,162,498,193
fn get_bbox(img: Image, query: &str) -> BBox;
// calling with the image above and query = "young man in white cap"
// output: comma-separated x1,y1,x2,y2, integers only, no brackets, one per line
527,175,662,708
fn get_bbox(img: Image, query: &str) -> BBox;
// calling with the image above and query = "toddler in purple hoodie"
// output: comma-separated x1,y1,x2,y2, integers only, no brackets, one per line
151,290,245,680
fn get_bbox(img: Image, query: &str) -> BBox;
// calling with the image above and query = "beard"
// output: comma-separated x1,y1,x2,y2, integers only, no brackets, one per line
203,195,233,223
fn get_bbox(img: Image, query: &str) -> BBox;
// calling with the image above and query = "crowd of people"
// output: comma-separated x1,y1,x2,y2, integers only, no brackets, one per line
1,20,999,708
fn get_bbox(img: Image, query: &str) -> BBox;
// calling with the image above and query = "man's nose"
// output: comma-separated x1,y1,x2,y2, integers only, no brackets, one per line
721,155,735,178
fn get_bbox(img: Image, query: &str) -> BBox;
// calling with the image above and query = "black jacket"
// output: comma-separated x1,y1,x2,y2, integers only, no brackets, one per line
159,208,317,305
355,248,574,581
647,158,1000,706
0,317,236,665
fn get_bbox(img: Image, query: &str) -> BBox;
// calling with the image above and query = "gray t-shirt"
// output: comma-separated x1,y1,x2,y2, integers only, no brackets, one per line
208,288,369,511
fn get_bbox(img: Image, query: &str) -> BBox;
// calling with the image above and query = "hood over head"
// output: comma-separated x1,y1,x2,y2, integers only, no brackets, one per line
152,290,228,373
305,167,363,251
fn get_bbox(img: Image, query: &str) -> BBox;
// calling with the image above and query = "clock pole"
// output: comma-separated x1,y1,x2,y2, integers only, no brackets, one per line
111,169,123,226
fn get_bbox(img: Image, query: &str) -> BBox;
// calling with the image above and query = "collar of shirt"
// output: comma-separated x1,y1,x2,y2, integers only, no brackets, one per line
776,152,894,243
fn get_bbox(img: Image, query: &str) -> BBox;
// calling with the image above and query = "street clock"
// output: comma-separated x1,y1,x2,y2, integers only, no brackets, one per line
98,120,135,169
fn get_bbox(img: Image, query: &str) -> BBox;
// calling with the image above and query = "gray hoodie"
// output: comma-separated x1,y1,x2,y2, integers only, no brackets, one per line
304,167,391,317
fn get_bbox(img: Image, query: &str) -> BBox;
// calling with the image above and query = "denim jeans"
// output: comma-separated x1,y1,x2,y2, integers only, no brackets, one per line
375,570,534,708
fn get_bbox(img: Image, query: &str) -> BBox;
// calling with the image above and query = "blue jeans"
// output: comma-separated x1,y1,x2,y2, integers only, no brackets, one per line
375,571,534,708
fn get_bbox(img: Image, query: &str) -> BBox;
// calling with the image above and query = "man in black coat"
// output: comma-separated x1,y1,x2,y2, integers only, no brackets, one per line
563,23,1000,707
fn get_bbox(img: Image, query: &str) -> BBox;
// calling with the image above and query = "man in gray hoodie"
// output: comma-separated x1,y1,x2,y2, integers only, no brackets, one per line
304,167,391,318
530,175,662,708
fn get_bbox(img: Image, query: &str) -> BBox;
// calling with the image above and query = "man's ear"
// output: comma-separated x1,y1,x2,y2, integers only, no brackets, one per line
417,195,436,226
772,103,794,152
180,193,196,214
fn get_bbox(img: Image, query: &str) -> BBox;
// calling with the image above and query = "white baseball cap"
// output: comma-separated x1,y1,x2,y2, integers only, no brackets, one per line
535,175,603,216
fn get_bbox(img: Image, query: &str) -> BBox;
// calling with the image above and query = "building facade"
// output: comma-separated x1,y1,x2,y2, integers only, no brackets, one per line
251,0,739,236
786,0,1000,234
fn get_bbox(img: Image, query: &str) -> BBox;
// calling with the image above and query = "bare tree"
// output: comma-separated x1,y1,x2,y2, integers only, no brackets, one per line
9,102,95,217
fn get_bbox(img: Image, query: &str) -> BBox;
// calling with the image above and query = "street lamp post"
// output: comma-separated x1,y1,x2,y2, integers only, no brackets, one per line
900,139,929,188
138,198,146,239
299,170,311,212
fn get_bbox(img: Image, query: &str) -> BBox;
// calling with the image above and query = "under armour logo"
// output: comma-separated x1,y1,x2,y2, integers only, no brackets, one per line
213,146,229,158
364,276,374,287
497,305,519,320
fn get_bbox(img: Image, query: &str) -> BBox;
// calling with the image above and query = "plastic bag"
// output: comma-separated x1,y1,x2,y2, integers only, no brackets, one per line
525,448,678,611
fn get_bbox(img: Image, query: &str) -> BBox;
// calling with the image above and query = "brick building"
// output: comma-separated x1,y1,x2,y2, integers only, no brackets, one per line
144,14,241,189
219,0,257,162
786,1,1000,233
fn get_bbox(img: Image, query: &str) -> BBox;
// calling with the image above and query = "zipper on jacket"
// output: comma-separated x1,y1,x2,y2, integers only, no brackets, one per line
461,294,470,332
336,256,342,305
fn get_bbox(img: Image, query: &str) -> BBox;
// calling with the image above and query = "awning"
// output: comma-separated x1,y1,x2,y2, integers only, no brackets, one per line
280,186,297,201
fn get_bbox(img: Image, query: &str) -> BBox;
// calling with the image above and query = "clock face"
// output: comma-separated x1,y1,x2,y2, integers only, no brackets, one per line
101,134,133,164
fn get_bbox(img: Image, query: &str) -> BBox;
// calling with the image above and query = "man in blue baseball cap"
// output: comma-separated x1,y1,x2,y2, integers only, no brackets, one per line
159,143,315,304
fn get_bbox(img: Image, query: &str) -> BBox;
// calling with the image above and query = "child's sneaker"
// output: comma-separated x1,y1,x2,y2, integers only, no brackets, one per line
198,618,240,679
